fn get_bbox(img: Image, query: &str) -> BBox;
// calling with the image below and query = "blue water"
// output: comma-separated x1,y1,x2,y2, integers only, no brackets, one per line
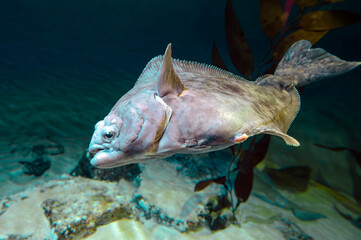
0,0,360,82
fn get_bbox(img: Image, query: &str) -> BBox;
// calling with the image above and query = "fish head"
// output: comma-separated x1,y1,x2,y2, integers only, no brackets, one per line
88,43,184,168
88,91,172,168
88,113,130,168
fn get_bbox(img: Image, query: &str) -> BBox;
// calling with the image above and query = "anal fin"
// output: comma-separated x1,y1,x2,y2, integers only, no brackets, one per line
263,129,300,146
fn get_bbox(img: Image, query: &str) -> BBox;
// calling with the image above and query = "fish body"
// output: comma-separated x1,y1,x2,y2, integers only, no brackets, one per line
155,63,299,151
89,40,360,168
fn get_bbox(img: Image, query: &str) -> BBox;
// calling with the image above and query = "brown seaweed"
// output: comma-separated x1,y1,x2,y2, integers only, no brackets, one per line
194,176,226,192
295,0,319,10
300,10,361,31
224,0,361,75
234,149,254,204
195,135,271,210
225,0,254,79
259,0,284,42
211,41,228,71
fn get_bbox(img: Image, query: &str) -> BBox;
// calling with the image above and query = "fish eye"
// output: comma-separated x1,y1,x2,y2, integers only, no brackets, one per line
103,131,115,139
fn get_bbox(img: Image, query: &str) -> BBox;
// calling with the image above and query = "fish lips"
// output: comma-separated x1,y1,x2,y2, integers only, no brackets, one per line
87,144,104,158
88,145,140,168
87,145,120,168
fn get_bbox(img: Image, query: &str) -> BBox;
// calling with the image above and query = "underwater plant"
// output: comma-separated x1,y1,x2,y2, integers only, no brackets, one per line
195,136,270,210
214,0,361,78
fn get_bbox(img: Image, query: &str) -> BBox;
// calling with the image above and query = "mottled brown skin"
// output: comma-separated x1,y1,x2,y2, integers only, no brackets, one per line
88,40,360,168
156,70,299,154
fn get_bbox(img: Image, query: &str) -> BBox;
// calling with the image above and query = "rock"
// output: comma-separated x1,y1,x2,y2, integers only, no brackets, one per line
0,176,135,239
1,234,32,240
41,186,133,239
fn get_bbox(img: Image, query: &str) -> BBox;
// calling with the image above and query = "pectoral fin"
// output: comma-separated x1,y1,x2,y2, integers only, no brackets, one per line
266,129,299,146
156,44,185,98
257,127,300,146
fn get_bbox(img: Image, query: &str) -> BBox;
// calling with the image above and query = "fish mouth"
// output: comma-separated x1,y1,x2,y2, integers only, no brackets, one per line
87,144,105,159
87,145,164,168
88,143,124,168
88,148,166,168
89,149,125,169
88,149,149,168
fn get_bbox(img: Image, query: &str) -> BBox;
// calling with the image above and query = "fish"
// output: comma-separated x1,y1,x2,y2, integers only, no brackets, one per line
88,40,360,168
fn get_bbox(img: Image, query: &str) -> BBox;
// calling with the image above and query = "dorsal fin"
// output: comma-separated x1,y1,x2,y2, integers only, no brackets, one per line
156,44,185,98
136,52,248,87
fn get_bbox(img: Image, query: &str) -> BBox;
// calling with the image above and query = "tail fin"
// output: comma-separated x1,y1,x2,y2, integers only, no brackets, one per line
256,40,361,88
